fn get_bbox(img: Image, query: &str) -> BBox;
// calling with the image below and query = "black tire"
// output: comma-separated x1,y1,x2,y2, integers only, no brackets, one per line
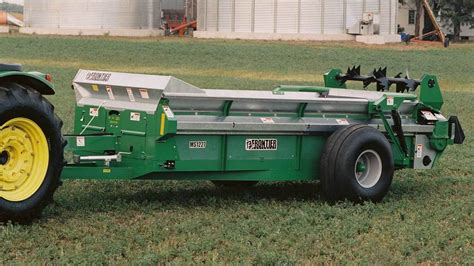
212,181,258,189
444,38,450,48
0,82,65,224
320,125,394,203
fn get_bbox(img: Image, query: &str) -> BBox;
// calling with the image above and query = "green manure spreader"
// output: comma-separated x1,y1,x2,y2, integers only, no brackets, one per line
0,64,464,223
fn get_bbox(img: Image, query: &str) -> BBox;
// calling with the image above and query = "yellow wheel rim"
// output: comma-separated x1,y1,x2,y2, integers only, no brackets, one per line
0,118,49,202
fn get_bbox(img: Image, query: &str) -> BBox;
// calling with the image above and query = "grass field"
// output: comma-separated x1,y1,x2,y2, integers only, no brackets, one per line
0,34,473,264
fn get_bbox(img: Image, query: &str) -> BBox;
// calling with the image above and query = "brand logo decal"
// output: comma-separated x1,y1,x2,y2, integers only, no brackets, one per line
86,72,112,82
245,139,277,151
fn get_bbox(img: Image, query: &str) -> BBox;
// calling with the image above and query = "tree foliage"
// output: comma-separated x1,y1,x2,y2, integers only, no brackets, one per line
438,0,474,40
0,3,23,13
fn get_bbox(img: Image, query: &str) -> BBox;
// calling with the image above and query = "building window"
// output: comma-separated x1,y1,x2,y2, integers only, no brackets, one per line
409,10,416,25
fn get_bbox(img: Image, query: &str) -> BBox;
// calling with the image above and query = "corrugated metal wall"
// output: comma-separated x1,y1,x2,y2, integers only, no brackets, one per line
300,0,322,34
218,0,233,32
197,0,398,35
276,0,298,34
24,0,161,29
324,0,344,34
234,1,252,32
346,0,364,32
254,0,274,33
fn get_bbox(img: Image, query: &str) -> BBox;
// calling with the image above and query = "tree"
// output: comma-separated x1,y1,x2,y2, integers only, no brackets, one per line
0,3,23,13
438,0,474,41
415,0,424,37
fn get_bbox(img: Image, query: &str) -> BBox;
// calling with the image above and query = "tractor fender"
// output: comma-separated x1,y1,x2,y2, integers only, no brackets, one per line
0,72,55,95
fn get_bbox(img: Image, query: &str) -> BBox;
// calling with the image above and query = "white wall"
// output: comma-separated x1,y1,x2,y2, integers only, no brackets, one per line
398,3,416,34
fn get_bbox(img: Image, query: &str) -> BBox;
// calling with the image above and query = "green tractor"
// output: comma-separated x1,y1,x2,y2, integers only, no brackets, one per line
0,64,64,222
0,64,464,223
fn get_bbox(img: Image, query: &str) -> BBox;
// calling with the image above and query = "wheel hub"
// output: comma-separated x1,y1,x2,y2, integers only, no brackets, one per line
356,161,366,173
0,125,36,190
0,150,9,165
354,149,382,189
0,118,49,202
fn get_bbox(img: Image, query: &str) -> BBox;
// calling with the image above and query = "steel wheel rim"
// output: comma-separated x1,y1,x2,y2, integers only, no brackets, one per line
0,118,49,202
354,149,382,189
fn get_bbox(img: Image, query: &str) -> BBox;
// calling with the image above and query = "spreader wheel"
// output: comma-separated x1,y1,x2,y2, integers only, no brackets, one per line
0,83,65,223
212,181,258,189
320,125,394,203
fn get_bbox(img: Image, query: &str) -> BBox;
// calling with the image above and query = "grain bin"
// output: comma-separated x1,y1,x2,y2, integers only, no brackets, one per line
21,0,163,37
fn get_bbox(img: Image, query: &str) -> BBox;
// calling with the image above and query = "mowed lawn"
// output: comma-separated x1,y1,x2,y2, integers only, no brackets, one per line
0,35,472,264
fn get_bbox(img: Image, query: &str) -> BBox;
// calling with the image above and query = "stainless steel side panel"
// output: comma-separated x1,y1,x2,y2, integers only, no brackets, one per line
165,88,417,115
73,69,204,114
72,70,419,126
175,115,433,135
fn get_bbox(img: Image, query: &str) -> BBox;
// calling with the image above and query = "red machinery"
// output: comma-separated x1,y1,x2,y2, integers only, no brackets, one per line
162,13,197,37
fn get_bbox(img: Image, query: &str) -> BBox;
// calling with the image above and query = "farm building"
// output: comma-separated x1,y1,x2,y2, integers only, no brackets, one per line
20,0,165,37
194,0,401,44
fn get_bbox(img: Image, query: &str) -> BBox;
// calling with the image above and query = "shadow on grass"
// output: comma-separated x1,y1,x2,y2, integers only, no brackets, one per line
56,181,321,210
50,175,439,216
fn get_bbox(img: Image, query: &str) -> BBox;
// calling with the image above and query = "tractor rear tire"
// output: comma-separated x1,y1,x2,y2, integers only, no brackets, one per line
0,83,65,224
320,125,394,203
212,181,258,189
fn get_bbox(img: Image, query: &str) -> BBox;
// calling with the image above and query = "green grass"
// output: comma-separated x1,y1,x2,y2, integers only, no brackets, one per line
0,35,473,264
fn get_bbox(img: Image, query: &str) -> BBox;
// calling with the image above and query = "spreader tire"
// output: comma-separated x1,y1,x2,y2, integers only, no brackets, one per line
320,125,394,203
0,83,65,224
212,181,258,188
